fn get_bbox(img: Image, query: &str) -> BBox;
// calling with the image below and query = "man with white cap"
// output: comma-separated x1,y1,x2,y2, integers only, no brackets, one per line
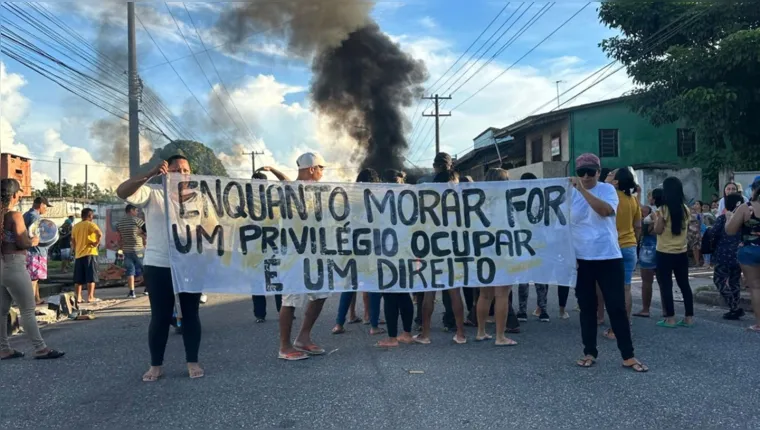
260,152,329,360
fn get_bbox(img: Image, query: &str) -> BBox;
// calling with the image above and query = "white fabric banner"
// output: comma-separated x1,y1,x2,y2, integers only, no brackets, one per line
164,174,577,295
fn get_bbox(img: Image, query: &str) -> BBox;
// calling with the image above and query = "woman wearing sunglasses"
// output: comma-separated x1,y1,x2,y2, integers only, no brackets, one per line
570,153,647,373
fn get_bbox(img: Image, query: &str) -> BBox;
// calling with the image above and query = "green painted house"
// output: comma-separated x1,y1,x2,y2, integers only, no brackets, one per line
457,96,707,201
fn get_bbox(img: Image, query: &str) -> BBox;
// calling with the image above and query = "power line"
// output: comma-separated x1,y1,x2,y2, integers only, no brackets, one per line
450,2,591,112
136,12,238,144
181,2,263,151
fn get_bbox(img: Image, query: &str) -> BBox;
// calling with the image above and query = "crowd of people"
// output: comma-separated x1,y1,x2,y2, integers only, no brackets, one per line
2,150,759,380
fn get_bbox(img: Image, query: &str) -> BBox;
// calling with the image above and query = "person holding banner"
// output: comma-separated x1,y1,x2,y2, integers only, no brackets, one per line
414,168,467,345
262,153,332,361
116,155,205,381
475,168,516,346
250,172,283,323
571,153,647,373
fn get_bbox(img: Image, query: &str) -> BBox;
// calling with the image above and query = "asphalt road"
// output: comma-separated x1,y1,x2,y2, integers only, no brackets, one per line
2,274,759,430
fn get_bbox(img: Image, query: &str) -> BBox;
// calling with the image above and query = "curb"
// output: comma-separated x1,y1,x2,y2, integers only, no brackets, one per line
694,289,752,311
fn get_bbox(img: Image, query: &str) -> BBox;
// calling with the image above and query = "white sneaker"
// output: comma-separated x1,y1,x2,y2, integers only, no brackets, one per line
559,311,570,319
200,294,208,304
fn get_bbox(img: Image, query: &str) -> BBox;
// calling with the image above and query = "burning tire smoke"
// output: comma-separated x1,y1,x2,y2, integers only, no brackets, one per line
216,0,428,174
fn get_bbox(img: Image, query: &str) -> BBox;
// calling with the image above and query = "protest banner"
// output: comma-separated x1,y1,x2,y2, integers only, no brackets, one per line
164,174,577,295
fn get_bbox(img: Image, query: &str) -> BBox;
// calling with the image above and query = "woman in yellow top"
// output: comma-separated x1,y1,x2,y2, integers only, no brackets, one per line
653,177,694,328
604,168,641,340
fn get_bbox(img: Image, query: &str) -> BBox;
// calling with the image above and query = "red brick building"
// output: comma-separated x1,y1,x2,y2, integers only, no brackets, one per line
1,153,32,196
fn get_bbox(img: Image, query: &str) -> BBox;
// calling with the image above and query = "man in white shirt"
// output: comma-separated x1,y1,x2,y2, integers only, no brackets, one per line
571,153,647,373
116,155,205,381
260,152,330,361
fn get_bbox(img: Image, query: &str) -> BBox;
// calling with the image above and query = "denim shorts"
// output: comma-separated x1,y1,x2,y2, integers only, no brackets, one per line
738,245,760,266
123,252,144,277
638,243,657,269
621,246,637,285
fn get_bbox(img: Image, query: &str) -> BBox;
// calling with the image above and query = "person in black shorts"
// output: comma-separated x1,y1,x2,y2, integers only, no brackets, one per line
71,208,102,303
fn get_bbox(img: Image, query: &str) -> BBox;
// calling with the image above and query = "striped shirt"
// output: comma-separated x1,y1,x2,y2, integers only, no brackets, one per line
116,215,145,253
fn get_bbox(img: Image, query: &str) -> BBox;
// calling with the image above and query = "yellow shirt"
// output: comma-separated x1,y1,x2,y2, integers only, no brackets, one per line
616,190,641,249
656,205,690,254
72,220,102,259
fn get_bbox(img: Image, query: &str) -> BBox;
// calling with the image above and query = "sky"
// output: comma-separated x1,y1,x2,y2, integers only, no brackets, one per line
0,1,632,192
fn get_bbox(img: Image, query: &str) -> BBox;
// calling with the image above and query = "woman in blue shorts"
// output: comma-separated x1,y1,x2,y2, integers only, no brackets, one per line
726,176,760,332
634,189,663,317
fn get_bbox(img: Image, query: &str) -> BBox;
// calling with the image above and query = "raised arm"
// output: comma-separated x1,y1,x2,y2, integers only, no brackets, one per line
116,161,167,200
571,178,615,217
726,203,748,235
257,166,291,182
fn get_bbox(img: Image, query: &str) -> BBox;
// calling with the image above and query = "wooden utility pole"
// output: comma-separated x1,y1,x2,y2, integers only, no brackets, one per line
58,158,62,198
422,94,451,155
244,151,265,176
127,2,140,177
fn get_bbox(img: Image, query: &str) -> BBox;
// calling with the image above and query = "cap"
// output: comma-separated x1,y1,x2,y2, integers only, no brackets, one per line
296,152,327,169
33,196,52,207
575,153,601,170
433,152,453,168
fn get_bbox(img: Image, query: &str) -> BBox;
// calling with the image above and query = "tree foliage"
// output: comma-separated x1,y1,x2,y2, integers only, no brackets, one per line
598,2,760,186
33,180,119,203
142,140,229,177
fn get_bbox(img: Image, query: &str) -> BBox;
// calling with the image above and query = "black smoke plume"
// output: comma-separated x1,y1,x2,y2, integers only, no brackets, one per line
216,0,428,174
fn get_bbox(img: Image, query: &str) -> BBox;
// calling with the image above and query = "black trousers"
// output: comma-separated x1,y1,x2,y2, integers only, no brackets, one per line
145,266,201,366
655,251,694,317
252,295,282,319
576,259,634,360
558,286,570,308
383,293,414,337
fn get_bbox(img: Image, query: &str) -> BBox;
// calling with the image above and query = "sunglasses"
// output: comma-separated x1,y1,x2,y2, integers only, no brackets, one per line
576,168,598,178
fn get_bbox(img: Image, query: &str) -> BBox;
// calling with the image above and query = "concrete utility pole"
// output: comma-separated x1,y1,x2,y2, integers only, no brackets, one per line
244,151,265,176
58,158,62,198
127,2,140,178
422,94,452,155
555,80,564,108
84,164,89,200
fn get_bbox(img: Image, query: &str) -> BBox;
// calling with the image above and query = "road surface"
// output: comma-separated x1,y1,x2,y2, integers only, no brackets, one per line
2,274,758,429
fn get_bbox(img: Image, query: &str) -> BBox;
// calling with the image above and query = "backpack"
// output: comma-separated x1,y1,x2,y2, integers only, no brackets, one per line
700,227,715,255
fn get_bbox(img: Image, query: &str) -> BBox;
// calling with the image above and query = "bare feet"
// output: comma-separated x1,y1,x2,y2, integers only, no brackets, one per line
375,337,399,348
187,363,204,379
369,327,387,335
331,325,346,334
397,332,414,344
142,366,163,382
475,333,493,341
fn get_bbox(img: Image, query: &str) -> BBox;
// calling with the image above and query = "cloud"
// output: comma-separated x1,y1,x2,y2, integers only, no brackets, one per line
418,16,437,30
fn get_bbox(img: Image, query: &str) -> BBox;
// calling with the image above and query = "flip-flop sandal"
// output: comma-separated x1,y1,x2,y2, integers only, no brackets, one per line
452,335,467,345
363,319,371,325
475,334,493,342
255,318,265,323
576,357,596,368
332,327,346,335
413,335,431,345
278,351,309,361
676,320,694,328
374,341,399,348
347,317,362,324
142,371,164,382
34,349,65,360
656,320,678,328
370,328,387,335
746,325,760,333
602,328,616,340
495,338,518,347
622,360,649,373
633,312,650,318
294,345,326,355
1,350,24,360
188,368,205,379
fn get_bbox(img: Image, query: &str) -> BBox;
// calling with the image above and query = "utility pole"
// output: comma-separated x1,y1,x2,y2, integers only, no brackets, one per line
127,2,140,178
58,158,62,198
555,80,564,108
422,94,451,155
244,151,265,175
84,164,89,200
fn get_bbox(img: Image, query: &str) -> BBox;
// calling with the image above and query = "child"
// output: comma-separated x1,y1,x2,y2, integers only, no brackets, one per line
710,193,745,319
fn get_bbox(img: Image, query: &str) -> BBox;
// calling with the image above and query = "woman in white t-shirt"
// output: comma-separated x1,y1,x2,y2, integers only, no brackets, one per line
570,153,648,373
717,182,747,214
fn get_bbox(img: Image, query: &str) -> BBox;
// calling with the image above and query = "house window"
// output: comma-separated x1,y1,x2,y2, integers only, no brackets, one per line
677,128,696,157
551,134,561,161
531,138,543,164
598,129,619,158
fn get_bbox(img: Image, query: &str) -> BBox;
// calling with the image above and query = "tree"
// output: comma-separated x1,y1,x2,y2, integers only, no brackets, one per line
141,140,228,177
598,3,760,186
33,180,119,203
